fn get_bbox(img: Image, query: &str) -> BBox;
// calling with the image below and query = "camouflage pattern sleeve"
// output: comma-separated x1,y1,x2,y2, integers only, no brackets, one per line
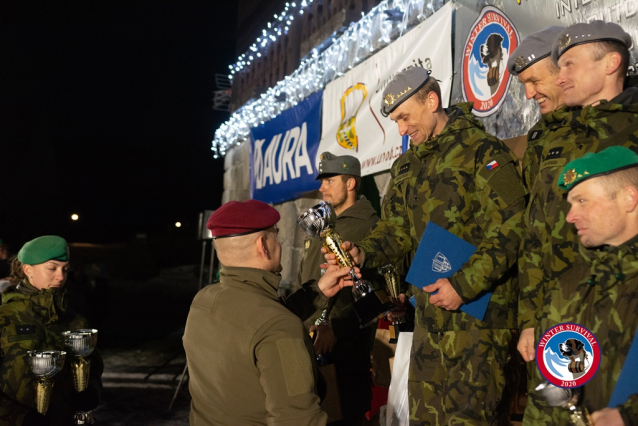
357,155,416,269
619,394,638,425
448,150,527,302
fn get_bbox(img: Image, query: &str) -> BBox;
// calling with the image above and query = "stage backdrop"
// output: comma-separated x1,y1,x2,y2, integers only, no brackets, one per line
250,90,322,204
318,2,453,177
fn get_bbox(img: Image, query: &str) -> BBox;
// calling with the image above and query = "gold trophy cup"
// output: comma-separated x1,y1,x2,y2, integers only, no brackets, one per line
536,382,593,426
379,264,406,343
62,329,98,425
298,201,394,327
27,350,66,416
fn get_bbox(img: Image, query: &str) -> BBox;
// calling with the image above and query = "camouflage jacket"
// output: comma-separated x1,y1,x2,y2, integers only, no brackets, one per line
518,87,638,330
525,235,638,424
0,281,103,426
357,102,527,332
299,196,378,369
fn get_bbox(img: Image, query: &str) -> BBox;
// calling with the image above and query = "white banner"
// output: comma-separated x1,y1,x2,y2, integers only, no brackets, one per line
318,2,453,176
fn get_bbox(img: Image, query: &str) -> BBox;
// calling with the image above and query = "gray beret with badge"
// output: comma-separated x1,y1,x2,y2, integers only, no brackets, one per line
552,20,632,64
507,26,564,76
18,235,69,265
316,151,361,179
380,67,432,117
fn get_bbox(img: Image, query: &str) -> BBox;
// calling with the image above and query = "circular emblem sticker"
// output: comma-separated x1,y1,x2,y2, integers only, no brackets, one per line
536,323,601,388
461,6,519,117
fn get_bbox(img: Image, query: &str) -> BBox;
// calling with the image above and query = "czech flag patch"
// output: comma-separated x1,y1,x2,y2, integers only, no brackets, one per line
486,160,499,170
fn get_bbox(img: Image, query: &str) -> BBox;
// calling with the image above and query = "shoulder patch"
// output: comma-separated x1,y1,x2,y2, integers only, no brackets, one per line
545,147,564,160
528,129,543,141
16,325,35,335
398,164,410,175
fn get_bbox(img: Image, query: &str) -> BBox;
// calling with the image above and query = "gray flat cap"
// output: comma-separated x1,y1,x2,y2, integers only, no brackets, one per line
316,151,361,179
507,26,564,75
380,67,431,117
552,20,633,63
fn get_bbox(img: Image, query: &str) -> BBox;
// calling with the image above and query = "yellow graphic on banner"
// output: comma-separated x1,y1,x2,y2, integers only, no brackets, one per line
337,83,368,152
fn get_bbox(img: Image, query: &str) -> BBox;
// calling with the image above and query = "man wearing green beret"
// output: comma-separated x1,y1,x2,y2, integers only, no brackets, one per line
517,21,638,423
298,151,379,425
523,146,638,425
325,66,527,424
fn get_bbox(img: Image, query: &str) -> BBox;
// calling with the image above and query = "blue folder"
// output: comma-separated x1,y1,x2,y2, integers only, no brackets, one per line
608,327,638,407
405,222,491,321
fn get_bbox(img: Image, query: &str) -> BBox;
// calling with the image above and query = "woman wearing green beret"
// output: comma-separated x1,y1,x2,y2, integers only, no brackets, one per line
0,236,103,426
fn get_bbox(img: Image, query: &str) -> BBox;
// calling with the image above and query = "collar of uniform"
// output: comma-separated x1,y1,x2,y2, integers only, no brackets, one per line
579,233,638,266
336,196,377,221
412,105,464,160
219,265,282,299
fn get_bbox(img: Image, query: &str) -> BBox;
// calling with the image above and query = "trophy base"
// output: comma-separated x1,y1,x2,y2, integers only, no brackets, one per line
354,290,394,328
389,324,399,344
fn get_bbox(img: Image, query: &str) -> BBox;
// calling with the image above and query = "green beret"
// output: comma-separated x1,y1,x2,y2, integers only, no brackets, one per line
552,21,632,64
558,146,638,191
380,67,431,117
18,236,69,265
316,151,361,179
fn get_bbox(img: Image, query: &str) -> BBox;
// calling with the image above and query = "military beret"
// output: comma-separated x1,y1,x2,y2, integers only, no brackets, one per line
316,151,361,179
558,146,638,191
507,26,564,75
18,236,69,265
207,200,280,239
380,67,431,117
552,21,632,63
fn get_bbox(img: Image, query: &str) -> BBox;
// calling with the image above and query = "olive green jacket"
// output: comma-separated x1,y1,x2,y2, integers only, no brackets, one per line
358,102,527,332
183,266,328,426
518,88,638,331
523,235,638,425
0,282,103,426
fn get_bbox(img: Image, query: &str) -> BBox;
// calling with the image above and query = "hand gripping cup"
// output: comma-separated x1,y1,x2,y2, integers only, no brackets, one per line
379,263,406,343
62,329,98,425
27,350,66,416
298,201,394,327
535,382,592,426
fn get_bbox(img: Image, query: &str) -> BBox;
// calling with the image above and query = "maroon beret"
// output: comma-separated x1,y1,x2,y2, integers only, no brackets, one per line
207,200,280,239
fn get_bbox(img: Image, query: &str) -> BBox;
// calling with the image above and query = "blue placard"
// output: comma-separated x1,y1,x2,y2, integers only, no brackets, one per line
405,222,491,321
250,90,322,204
608,327,638,407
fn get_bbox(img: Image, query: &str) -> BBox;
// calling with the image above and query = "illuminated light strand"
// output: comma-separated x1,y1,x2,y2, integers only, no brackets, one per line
212,0,446,159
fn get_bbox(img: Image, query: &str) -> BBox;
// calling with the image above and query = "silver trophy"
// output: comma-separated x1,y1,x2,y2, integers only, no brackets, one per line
298,201,394,327
28,350,66,416
535,382,593,426
379,263,406,343
62,329,98,425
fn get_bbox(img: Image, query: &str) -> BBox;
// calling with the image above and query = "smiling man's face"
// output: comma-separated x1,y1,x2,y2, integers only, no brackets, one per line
517,59,564,114
389,95,438,146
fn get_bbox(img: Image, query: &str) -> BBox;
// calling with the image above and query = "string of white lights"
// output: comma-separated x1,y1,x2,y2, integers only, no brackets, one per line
213,0,446,158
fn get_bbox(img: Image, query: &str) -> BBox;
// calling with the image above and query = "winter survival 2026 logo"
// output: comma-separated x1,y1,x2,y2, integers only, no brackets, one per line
536,323,601,388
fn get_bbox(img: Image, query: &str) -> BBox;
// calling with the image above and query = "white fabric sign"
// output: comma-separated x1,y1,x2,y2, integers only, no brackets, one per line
318,3,453,176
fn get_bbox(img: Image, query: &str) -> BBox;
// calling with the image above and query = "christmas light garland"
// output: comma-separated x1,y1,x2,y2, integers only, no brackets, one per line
213,0,447,158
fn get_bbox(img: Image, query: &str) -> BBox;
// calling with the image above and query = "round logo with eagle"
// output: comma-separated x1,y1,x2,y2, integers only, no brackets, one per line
461,6,519,117
536,323,601,388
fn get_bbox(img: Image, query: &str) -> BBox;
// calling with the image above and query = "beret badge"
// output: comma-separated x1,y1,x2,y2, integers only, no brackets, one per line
559,34,571,53
384,93,396,107
514,56,527,71
563,169,577,185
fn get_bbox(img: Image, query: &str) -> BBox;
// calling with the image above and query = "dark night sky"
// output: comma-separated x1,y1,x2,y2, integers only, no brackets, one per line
0,1,237,246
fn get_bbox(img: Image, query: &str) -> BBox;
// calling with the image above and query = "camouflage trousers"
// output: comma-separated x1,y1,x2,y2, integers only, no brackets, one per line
408,327,512,426
522,361,576,425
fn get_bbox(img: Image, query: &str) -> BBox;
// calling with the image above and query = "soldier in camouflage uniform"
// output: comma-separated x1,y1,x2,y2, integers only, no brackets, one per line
326,67,527,425
529,147,638,425
299,152,378,425
0,236,103,426
515,22,638,424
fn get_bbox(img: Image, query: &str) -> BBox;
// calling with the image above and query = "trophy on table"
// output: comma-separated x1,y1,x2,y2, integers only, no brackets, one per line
62,329,98,425
535,382,593,426
379,263,406,344
298,201,394,327
27,350,66,416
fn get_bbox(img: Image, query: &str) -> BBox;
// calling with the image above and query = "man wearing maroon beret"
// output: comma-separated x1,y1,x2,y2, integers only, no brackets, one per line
183,199,357,426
